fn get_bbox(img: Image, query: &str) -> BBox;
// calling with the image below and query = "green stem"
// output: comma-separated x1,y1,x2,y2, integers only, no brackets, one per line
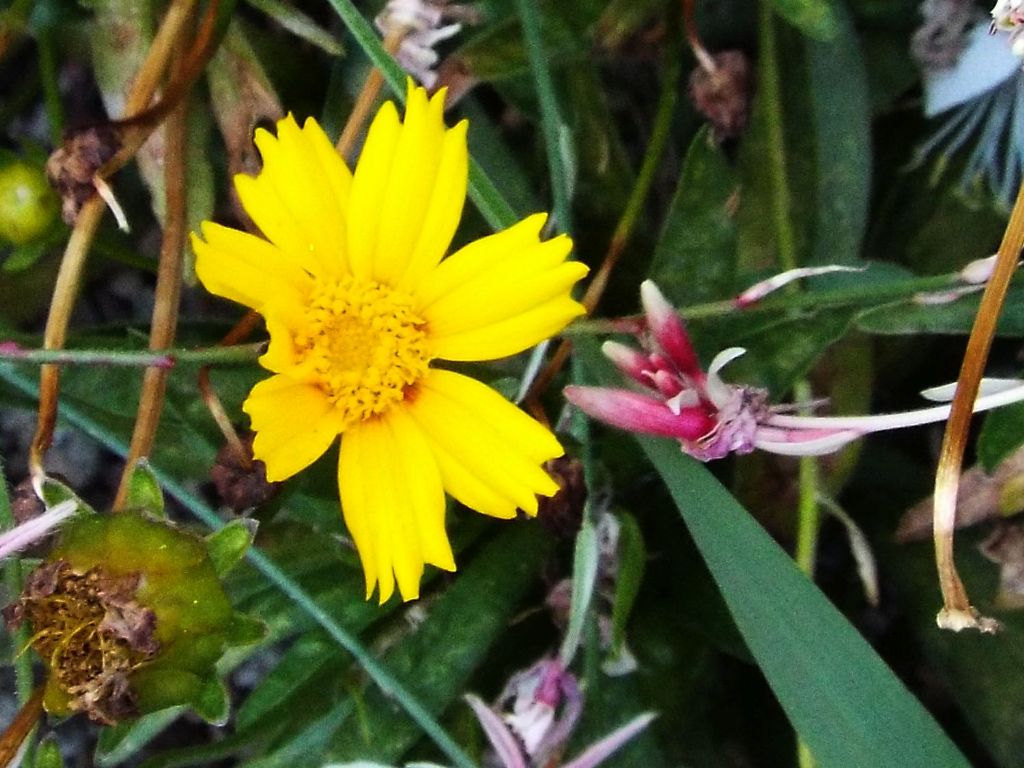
561,271,960,334
514,0,572,234
613,49,680,249
0,364,478,768
324,0,518,229
793,381,820,576
760,2,798,272
0,456,34,707
0,342,263,367
37,26,64,145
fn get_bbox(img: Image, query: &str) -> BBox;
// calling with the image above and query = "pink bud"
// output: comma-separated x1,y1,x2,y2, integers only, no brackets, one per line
639,281,704,381
564,386,716,440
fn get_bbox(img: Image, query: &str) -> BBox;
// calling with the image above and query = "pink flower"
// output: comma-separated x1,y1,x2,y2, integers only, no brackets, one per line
565,280,1024,459
465,658,654,768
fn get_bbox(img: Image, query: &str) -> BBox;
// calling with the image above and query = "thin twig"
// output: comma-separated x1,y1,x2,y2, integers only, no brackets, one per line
197,311,263,470
335,29,406,160
113,24,194,511
30,0,213,481
932,182,1024,633
0,686,43,767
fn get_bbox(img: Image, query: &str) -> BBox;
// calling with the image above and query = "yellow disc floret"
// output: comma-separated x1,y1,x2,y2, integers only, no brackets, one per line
292,275,431,428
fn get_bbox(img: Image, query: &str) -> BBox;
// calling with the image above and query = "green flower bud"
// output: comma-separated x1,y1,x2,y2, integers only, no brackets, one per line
0,160,59,246
6,510,258,725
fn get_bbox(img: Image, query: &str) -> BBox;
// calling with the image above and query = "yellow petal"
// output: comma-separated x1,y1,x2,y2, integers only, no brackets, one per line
338,422,379,599
243,375,341,481
425,258,588,337
338,413,451,603
395,117,469,293
346,100,401,281
235,115,349,277
415,213,548,310
372,86,444,284
429,296,586,361
407,370,562,518
192,222,310,311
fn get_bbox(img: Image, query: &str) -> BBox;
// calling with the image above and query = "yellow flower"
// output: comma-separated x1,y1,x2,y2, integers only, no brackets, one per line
192,85,588,603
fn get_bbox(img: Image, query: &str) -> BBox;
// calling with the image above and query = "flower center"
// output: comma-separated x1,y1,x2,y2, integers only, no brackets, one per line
10,560,158,724
294,276,431,426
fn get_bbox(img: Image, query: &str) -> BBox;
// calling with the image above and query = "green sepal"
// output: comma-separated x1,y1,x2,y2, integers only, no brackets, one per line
39,477,94,515
610,511,645,652
224,612,268,647
205,519,257,576
122,460,165,517
191,676,231,726
33,734,63,768
3,240,46,273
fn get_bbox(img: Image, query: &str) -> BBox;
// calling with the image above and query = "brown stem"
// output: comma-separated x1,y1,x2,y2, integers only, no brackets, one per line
198,310,263,469
30,0,213,480
0,685,44,766
932,182,1024,633
30,199,105,478
335,29,406,160
113,31,193,512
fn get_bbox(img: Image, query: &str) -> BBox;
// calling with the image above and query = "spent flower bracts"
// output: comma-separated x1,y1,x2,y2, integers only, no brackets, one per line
192,84,588,604
565,281,1024,459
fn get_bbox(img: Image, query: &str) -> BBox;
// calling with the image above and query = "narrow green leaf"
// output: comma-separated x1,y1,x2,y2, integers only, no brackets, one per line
649,127,739,306
805,0,870,266
577,338,970,768
768,0,839,40
560,517,600,664
95,708,185,767
610,512,645,651
325,523,553,764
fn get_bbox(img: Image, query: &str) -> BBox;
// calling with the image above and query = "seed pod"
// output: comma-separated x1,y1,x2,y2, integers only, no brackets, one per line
5,474,262,726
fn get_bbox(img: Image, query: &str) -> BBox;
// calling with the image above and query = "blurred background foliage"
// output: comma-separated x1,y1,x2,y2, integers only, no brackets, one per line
1,0,1024,766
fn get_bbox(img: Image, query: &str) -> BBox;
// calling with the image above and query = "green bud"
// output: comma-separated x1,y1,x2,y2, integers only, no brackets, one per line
6,509,262,725
0,160,59,246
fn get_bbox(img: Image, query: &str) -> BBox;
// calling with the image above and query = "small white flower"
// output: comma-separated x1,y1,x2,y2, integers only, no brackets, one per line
375,0,463,88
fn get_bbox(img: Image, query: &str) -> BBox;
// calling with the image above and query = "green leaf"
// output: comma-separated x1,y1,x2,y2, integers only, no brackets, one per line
39,476,94,514
610,511,645,652
768,0,839,40
577,338,970,768
205,518,257,576
649,127,739,306
324,523,553,764
192,677,231,726
804,0,870,267
560,517,600,664
223,612,268,647
33,736,63,768
123,460,165,517
855,287,1024,336
95,708,185,767
978,401,1024,474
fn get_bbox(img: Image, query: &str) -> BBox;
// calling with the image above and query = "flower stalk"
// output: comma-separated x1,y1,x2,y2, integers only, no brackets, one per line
114,27,193,511
932,177,1024,633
